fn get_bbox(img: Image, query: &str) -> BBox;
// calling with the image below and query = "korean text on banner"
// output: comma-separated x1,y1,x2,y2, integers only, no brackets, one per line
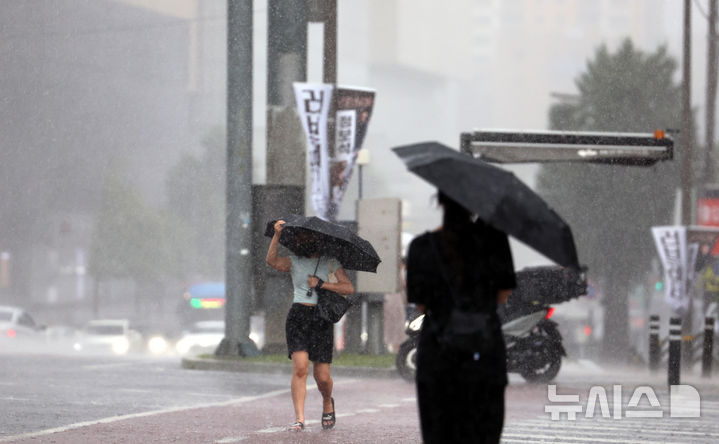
652,226,688,313
330,87,375,213
293,83,334,220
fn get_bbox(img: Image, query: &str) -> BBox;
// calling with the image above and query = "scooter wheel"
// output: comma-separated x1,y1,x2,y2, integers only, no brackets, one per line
520,354,561,383
396,340,418,382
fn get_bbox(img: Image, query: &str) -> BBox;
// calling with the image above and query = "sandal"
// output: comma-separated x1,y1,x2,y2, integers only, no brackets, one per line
321,397,336,430
288,421,304,432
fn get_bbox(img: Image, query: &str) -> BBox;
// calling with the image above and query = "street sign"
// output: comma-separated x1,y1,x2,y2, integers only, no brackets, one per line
461,130,673,166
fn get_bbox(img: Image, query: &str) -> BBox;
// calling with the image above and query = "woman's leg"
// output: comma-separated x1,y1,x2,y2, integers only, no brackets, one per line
313,362,333,411
290,351,310,424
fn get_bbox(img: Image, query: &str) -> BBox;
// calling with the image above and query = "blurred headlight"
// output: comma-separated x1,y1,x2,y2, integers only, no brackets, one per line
112,337,130,355
148,336,168,354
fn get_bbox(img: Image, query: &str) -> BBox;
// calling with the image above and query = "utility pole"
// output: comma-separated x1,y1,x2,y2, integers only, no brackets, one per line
262,0,308,353
217,0,256,356
705,0,718,184
324,0,338,221
680,0,694,368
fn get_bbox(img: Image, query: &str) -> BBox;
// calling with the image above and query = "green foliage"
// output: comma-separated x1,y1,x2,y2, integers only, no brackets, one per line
165,127,226,279
88,163,188,283
536,39,686,360
537,39,681,282
206,352,396,368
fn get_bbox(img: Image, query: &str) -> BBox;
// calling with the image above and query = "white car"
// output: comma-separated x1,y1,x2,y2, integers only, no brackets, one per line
0,305,46,347
175,316,265,355
175,321,225,355
74,319,143,355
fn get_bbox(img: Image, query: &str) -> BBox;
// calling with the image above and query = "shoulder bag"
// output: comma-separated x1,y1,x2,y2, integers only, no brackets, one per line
312,258,351,323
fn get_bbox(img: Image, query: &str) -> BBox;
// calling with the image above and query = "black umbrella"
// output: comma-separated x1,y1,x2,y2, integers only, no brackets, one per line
264,214,381,273
392,141,580,269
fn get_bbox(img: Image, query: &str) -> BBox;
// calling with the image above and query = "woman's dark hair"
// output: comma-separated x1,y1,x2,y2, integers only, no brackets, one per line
437,191,479,289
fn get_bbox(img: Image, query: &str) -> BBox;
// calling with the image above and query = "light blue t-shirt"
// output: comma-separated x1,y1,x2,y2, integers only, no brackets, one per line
289,255,336,305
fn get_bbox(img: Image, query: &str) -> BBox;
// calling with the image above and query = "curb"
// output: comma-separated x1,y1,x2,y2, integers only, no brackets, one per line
181,356,400,379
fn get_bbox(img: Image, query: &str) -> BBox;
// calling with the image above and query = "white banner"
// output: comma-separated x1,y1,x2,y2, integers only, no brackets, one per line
293,83,334,220
652,226,689,313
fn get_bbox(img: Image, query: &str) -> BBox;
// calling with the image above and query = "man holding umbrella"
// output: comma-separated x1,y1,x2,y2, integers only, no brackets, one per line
265,215,380,432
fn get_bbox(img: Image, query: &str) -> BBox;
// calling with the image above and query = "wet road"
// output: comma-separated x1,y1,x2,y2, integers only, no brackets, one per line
2,353,719,443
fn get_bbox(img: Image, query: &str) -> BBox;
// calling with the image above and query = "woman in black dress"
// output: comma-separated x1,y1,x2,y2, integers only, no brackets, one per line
406,191,516,444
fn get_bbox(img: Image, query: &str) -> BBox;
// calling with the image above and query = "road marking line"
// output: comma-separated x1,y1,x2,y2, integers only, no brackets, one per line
355,408,380,413
117,388,153,394
214,436,249,443
256,427,287,433
507,421,719,437
0,388,290,443
502,432,687,444
378,403,400,408
82,362,136,371
577,359,603,371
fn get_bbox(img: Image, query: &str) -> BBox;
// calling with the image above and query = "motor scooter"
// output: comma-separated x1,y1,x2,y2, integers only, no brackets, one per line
396,265,587,383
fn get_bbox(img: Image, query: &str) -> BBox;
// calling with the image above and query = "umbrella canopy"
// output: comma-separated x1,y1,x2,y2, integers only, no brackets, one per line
264,214,381,273
392,141,580,269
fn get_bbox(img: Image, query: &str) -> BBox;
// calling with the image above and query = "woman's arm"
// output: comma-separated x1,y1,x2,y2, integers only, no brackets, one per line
265,220,291,272
308,266,354,295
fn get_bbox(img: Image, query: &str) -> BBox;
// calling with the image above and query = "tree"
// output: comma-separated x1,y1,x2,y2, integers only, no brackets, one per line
536,39,683,362
89,163,189,313
165,127,226,280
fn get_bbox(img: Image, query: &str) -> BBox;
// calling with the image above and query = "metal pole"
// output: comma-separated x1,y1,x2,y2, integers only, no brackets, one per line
705,0,718,184
324,0,338,221
703,317,715,377
217,0,256,357
680,0,695,365
669,317,682,386
649,315,660,372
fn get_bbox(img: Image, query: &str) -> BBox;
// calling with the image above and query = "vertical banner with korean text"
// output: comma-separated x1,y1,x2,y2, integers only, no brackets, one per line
294,83,375,221
330,87,375,214
293,83,333,220
652,226,688,313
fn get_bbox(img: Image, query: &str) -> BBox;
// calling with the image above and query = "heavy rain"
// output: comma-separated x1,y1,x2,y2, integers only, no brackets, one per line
2,1,719,443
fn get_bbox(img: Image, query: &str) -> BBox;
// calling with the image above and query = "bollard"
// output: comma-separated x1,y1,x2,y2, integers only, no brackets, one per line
649,315,661,372
703,317,715,378
668,317,682,386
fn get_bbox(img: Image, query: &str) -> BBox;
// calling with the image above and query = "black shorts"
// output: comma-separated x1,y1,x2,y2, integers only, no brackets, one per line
285,303,334,363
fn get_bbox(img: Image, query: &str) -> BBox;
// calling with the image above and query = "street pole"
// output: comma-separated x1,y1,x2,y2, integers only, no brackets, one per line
705,0,718,184
217,0,255,357
324,0,338,221
262,0,308,354
680,0,694,367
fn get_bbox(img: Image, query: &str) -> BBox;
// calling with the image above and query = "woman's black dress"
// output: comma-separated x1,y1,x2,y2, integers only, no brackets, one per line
406,223,516,444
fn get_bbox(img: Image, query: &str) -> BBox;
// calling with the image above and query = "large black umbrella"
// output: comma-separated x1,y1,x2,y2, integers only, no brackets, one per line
392,141,580,269
264,214,381,273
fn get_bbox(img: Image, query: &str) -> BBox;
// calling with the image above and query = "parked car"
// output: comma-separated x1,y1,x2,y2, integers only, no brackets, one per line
73,319,143,355
0,305,46,348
